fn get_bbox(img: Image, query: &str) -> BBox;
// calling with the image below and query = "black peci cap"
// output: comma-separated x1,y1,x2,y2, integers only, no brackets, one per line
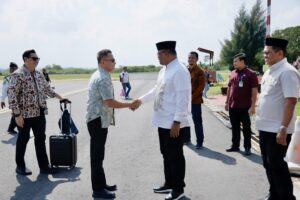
156,41,176,51
233,53,246,59
265,37,288,48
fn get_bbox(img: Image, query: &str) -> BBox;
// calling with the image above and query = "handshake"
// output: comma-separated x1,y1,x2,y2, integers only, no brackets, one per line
128,99,142,111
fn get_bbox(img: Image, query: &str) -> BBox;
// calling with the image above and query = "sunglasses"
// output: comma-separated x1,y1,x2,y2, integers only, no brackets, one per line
30,57,40,61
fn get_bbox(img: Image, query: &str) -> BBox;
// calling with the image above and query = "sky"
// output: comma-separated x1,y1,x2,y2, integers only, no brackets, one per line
0,0,299,69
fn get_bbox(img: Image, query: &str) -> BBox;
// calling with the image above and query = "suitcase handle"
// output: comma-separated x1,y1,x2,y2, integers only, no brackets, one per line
60,99,71,110
59,101,73,135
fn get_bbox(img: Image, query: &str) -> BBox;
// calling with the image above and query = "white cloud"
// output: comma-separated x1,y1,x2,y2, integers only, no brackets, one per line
0,0,299,68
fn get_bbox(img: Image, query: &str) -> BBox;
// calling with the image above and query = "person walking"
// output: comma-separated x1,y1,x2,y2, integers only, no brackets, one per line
120,67,131,99
1,62,18,134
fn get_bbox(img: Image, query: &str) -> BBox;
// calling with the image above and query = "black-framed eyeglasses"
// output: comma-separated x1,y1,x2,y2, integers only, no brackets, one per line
103,58,116,63
30,57,40,61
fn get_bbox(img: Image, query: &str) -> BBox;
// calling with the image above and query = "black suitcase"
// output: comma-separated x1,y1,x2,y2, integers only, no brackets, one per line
50,135,77,168
49,101,77,168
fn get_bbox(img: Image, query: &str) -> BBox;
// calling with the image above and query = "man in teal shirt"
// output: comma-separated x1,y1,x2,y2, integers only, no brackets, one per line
86,49,139,199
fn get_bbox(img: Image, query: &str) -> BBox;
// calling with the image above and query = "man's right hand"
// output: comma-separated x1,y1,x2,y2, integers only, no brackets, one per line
15,115,24,128
1,102,5,109
225,103,229,111
130,99,142,111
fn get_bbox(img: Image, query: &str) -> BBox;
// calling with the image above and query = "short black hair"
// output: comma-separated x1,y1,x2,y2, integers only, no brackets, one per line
9,62,18,68
271,46,287,57
234,53,247,65
189,51,199,59
22,49,36,61
97,49,112,64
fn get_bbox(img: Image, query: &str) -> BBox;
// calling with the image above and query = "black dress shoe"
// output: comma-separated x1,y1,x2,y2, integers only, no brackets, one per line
92,189,116,199
244,148,251,156
153,185,172,194
40,166,58,174
165,191,185,200
105,184,117,191
16,166,32,176
226,147,240,152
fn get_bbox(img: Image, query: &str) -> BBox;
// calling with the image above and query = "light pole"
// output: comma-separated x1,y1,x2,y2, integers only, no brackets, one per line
266,0,271,37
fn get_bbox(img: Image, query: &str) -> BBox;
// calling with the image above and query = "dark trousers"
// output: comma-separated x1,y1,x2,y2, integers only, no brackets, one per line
259,131,296,200
229,107,252,149
158,128,185,192
16,114,49,169
8,116,17,132
87,117,108,192
122,82,131,97
182,127,191,143
192,104,204,146
182,104,204,146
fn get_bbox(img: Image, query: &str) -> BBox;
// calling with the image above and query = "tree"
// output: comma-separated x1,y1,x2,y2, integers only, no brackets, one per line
272,26,300,62
220,0,266,70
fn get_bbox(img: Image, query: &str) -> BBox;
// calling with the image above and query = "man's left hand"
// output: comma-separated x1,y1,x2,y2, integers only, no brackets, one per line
276,131,287,146
170,123,180,138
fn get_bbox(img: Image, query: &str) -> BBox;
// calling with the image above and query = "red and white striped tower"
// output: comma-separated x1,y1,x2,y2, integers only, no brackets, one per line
266,0,271,37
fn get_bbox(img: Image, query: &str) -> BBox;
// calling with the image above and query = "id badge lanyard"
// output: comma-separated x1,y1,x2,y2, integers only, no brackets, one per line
239,74,246,87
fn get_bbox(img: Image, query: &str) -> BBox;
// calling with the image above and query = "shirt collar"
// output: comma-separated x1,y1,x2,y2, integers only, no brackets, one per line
236,66,247,73
269,58,287,72
166,58,178,68
99,66,110,77
188,65,198,72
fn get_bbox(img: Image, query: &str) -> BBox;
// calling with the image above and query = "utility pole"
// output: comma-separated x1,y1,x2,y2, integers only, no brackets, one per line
266,0,271,37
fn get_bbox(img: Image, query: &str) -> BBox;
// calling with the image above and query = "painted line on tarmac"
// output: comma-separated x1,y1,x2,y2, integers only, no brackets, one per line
0,88,88,115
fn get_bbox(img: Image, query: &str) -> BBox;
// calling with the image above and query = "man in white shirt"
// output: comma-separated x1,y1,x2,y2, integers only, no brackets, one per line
256,38,299,200
134,41,191,200
120,67,131,99
1,62,18,134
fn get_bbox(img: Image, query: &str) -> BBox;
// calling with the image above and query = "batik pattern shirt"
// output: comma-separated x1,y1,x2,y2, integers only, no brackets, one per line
8,65,56,118
86,67,115,128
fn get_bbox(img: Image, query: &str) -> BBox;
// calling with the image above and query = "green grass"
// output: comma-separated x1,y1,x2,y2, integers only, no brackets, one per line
207,85,223,96
297,103,300,116
206,70,230,96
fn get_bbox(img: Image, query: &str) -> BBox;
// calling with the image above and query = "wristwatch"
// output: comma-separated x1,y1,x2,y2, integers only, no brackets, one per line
279,125,287,133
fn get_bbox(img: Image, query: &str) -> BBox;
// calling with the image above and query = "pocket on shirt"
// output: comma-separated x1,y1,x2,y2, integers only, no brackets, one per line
262,79,277,94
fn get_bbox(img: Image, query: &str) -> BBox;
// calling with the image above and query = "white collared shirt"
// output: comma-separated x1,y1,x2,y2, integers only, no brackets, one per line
120,71,129,83
1,75,10,102
256,58,300,133
139,58,191,129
